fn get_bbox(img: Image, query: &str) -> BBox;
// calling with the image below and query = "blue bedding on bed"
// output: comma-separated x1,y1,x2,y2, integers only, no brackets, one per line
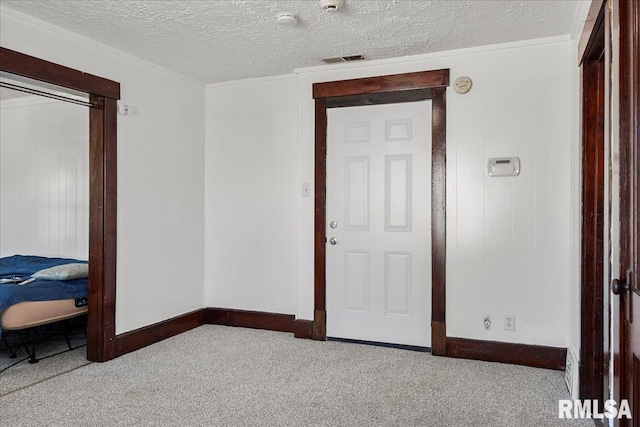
0,255,88,336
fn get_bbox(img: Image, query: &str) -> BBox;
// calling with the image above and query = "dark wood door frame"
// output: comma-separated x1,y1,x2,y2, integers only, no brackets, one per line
311,69,450,355
617,0,639,422
577,0,606,404
0,47,119,362
580,59,605,401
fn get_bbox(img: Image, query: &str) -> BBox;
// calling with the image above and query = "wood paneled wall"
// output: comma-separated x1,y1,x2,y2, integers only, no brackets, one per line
0,96,89,260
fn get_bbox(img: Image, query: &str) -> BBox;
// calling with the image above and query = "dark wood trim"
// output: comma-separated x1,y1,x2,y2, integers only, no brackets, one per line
115,307,317,355
0,47,120,99
579,59,605,401
447,338,567,371
87,96,106,361
102,96,118,360
431,87,447,356
431,321,446,356
293,319,314,339
312,69,449,346
579,0,606,64
617,0,639,422
313,98,328,339
325,89,431,108
313,70,449,99
312,309,326,341
618,8,631,420
115,309,204,357
0,47,120,362
204,308,295,333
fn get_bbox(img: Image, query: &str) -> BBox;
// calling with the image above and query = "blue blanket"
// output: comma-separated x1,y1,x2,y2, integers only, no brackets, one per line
0,255,88,336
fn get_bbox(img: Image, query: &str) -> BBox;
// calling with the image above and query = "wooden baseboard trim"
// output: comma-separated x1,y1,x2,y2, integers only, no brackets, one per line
446,337,567,371
293,319,313,339
204,307,294,333
115,309,204,357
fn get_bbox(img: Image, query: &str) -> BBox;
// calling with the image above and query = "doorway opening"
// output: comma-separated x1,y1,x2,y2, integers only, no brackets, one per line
0,47,119,362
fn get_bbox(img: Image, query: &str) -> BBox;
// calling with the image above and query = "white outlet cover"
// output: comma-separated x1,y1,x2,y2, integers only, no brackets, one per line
504,314,515,331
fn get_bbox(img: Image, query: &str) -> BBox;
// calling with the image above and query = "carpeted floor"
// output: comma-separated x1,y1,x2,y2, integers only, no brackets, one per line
0,322,89,396
0,325,594,426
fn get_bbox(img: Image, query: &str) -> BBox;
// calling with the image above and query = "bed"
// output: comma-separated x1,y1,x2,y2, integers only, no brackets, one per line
0,255,89,336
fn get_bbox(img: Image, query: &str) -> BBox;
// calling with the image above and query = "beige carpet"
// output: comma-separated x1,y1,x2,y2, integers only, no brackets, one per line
1,331,89,396
0,325,593,426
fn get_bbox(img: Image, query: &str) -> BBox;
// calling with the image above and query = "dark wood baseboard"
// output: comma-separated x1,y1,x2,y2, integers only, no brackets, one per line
204,308,294,333
112,308,567,372
115,309,204,357
113,307,306,358
293,319,313,339
446,337,567,371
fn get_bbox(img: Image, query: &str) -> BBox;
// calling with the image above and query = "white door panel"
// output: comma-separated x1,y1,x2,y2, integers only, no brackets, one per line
326,101,432,347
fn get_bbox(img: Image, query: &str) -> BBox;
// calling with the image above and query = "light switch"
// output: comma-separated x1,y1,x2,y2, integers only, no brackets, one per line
302,183,311,197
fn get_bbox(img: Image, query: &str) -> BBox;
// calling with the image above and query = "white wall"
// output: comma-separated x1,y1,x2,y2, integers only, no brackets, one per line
1,97,89,260
202,38,576,349
294,38,574,348
0,7,205,334
568,40,583,397
204,76,298,314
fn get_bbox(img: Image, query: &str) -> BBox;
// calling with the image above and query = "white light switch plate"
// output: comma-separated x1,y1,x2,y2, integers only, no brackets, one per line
302,183,311,197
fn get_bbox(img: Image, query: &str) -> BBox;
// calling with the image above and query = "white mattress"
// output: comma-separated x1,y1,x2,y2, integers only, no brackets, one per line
1,299,87,330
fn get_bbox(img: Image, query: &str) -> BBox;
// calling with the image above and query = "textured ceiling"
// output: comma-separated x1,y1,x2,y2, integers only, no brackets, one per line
1,1,584,84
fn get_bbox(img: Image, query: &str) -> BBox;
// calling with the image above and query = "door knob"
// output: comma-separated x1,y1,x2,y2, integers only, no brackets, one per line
611,278,630,295
328,237,338,245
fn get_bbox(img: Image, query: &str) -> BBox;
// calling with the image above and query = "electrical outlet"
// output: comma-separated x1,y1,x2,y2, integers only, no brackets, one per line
483,316,491,329
504,314,515,331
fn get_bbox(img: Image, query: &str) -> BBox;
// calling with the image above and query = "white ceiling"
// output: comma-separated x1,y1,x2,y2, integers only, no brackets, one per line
1,1,586,84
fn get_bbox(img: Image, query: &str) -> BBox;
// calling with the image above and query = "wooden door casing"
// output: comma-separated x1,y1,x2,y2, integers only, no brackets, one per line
312,70,449,354
0,47,119,362
617,0,639,424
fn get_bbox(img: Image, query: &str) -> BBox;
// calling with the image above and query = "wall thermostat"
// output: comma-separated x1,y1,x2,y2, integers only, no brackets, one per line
488,157,520,177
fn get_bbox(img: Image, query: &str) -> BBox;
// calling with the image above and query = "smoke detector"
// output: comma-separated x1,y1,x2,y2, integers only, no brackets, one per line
277,12,298,27
319,0,345,13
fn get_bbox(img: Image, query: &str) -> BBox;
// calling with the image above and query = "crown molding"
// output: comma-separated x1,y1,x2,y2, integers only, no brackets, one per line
294,35,572,75
206,73,296,90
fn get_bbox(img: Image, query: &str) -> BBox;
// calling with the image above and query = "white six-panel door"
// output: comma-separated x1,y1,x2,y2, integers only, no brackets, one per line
326,101,432,348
